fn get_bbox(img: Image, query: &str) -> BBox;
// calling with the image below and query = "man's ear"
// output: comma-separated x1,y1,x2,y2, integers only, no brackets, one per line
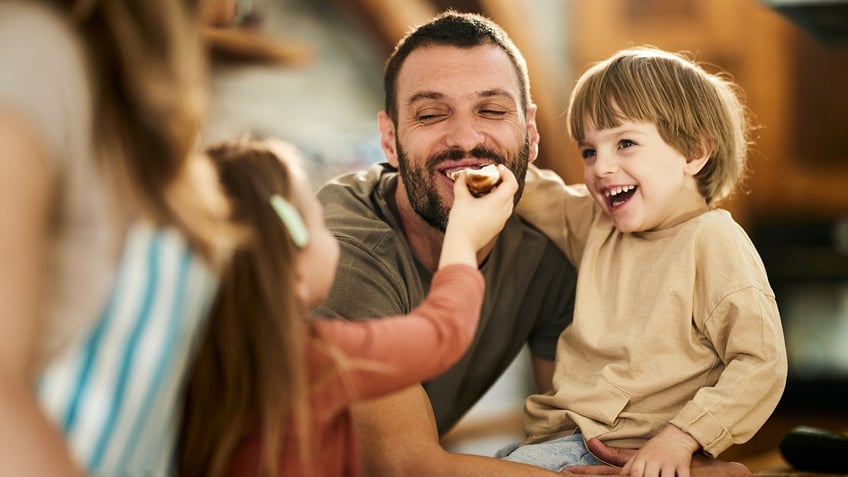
526,103,540,164
378,111,399,168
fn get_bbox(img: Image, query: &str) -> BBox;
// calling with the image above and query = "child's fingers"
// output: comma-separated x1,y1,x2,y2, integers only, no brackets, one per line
453,165,517,210
476,167,517,224
480,165,517,202
495,164,518,194
452,170,472,199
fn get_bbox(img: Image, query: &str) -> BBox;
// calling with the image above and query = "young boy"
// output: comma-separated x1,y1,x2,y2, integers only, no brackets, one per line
501,46,788,476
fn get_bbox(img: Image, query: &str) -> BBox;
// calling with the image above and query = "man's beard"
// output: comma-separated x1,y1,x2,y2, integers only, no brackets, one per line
396,137,530,232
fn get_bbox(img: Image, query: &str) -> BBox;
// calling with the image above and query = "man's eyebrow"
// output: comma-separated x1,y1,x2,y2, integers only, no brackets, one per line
478,88,516,101
406,91,445,107
405,88,517,107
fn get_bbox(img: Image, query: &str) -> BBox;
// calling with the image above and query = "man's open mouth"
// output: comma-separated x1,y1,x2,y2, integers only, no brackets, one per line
443,163,492,181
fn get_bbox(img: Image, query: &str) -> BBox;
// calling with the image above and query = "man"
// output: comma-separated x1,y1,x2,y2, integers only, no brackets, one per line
316,10,752,477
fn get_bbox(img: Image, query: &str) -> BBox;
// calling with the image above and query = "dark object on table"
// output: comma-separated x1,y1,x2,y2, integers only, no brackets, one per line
779,425,848,474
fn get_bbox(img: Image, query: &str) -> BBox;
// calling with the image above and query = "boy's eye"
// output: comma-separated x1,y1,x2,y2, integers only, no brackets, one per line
618,139,636,149
580,148,596,159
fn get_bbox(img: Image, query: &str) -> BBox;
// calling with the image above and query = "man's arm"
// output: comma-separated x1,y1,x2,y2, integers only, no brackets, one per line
531,356,556,394
352,385,563,476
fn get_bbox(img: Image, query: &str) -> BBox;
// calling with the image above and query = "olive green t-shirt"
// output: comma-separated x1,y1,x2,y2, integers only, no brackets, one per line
315,162,576,434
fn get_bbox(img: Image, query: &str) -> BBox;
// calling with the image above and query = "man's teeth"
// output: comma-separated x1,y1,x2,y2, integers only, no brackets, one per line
604,185,636,197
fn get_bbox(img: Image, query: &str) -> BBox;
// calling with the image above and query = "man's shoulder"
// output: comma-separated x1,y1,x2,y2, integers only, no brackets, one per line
316,162,411,260
494,214,577,282
317,163,395,226
317,162,389,201
510,214,572,262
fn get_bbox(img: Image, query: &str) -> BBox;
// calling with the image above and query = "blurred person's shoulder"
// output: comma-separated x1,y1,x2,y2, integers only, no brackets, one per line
0,1,92,165
0,2,79,51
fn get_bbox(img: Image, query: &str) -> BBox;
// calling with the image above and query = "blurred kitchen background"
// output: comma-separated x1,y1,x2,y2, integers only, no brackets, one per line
201,0,848,469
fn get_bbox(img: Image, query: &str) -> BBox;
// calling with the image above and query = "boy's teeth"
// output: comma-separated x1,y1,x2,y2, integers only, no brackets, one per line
605,185,635,197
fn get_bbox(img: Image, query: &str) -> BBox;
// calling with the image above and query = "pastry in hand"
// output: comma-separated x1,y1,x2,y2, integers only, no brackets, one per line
449,164,501,196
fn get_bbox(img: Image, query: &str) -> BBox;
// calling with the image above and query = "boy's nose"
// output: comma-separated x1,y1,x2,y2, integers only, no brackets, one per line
593,152,619,176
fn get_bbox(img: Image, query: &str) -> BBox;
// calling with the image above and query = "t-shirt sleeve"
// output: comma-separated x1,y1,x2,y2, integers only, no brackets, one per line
526,245,576,360
312,264,484,403
314,232,414,319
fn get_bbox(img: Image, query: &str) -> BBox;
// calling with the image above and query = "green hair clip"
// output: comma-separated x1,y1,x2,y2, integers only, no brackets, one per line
269,194,310,248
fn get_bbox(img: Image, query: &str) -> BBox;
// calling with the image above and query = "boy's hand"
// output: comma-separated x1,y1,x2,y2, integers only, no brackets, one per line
563,438,752,477
620,425,699,477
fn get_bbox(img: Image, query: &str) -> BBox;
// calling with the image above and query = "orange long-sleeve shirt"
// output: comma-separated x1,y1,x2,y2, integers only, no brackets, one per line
229,264,484,476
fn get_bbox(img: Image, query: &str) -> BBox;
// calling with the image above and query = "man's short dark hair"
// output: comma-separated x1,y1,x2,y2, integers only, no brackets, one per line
383,10,531,122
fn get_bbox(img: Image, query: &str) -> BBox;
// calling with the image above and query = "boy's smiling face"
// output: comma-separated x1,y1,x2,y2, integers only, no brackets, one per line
578,118,710,233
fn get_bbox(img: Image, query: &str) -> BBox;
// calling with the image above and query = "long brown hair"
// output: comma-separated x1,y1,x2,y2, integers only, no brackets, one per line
179,136,311,476
51,0,231,262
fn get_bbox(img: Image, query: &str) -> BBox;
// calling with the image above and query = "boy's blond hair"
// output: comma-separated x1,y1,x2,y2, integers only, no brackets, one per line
567,46,753,205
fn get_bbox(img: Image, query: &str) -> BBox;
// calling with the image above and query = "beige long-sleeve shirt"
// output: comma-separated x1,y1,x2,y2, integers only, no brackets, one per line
516,165,787,457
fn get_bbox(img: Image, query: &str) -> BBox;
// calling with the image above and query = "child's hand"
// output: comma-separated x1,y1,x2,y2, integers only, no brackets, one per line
620,425,700,477
449,165,517,250
438,165,518,269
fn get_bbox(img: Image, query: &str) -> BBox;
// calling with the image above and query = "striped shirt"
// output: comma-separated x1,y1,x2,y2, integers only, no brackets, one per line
38,222,219,476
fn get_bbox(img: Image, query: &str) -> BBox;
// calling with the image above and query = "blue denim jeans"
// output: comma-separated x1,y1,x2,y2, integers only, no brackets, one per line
497,433,601,472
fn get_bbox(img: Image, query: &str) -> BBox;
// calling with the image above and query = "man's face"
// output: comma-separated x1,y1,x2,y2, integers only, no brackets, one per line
379,44,538,231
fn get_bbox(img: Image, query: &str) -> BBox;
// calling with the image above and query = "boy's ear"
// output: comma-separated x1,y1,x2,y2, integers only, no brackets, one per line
685,154,710,176
685,141,712,176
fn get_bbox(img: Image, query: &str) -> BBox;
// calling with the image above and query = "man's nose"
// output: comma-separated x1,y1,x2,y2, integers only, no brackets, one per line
445,120,485,152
